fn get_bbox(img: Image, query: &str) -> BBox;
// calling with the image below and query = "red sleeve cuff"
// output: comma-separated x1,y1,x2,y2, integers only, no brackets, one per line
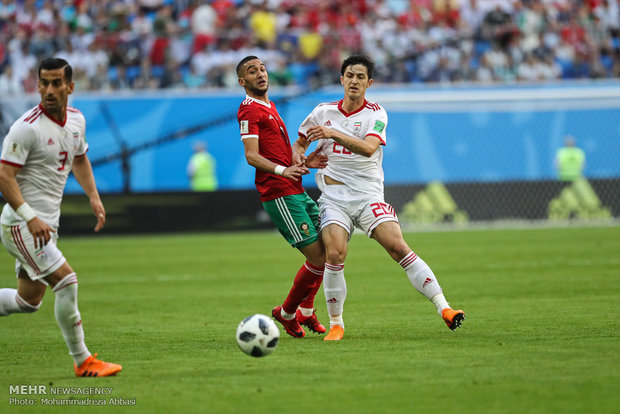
1,160,24,168
75,147,89,157
366,133,386,145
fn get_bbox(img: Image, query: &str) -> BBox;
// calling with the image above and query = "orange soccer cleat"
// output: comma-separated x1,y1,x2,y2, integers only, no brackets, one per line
74,353,122,377
442,308,465,331
323,325,344,341
296,308,326,334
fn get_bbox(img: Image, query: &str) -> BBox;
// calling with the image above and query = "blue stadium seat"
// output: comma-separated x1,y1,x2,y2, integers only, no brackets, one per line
474,40,491,56
151,65,164,79
126,65,141,83
556,58,574,79
107,66,118,82
600,55,613,76
469,56,480,70
179,65,190,78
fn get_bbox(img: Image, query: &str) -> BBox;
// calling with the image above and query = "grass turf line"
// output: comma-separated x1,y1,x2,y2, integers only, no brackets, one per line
0,226,619,413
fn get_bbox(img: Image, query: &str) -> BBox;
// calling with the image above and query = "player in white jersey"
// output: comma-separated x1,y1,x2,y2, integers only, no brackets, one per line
0,58,121,377
294,54,465,341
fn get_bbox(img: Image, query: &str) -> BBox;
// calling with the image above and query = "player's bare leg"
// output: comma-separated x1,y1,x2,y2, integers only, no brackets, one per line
372,222,465,330
321,224,349,340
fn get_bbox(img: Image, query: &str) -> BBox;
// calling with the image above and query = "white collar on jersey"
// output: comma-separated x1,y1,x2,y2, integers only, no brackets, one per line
245,95,272,108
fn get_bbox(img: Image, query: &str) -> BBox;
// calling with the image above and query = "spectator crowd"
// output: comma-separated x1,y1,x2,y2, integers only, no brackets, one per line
0,0,619,95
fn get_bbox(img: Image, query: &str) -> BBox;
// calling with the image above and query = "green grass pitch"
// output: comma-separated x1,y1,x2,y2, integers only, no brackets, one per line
1,226,619,413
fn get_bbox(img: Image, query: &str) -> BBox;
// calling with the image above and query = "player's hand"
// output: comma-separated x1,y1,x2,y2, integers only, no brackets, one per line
306,148,328,169
26,217,56,249
306,126,332,142
282,165,309,181
292,152,307,167
90,198,106,232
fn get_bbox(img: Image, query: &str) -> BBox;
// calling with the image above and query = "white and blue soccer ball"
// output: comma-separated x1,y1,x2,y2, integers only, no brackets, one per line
236,314,280,357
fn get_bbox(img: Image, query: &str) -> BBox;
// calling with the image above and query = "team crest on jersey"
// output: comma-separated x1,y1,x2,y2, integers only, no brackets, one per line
35,249,47,260
240,120,249,134
353,122,362,133
300,222,310,236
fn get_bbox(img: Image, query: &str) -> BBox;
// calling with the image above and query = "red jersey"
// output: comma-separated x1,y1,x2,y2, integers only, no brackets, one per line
238,96,303,202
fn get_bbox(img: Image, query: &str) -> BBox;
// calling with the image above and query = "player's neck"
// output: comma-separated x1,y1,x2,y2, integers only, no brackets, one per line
49,111,66,124
248,92,269,104
341,96,365,113
41,103,67,124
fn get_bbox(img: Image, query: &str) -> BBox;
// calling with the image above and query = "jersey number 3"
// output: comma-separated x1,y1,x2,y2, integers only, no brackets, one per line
58,151,68,171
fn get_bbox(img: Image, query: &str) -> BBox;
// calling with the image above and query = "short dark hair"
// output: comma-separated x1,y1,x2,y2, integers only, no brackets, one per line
341,54,374,79
236,55,260,77
38,58,73,82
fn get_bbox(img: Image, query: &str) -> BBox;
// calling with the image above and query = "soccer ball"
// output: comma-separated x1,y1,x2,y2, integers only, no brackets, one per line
236,314,280,357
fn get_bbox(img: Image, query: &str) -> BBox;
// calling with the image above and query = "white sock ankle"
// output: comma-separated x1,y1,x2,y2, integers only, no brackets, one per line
280,308,295,320
329,315,344,328
323,263,346,326
430,293,450,315
53,274,90,365
299,307,314,317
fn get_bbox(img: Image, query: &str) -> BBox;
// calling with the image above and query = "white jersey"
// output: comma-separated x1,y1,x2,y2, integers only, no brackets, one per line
298,99,388,195
1,104,88,228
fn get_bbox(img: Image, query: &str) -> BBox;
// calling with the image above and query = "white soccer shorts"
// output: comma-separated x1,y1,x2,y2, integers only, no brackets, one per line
1,223,66,283
318,184,399,237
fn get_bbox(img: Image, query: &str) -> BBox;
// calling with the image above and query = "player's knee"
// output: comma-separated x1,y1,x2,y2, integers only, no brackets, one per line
326,248,346,264
16,293,42,313
388,241,411,261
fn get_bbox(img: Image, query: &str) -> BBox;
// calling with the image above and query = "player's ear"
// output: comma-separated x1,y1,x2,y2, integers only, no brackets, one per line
67,81,75,95
238,77,246,87
367,78,373,88
340,76,344,86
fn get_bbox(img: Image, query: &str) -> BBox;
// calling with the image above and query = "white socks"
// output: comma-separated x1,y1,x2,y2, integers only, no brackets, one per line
323,263,346,328
0,288,41,316
399,252,449,314
280,308,295,320
430,293,450,315
53,273,90,366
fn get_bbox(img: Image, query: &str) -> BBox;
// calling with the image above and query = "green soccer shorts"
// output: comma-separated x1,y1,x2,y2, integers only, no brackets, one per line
262,192,320,249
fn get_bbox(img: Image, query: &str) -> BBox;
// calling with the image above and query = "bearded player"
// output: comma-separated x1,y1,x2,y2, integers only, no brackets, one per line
237,56,328,337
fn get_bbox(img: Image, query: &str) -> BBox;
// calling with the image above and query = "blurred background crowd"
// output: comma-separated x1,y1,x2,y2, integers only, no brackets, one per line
0,0,619,95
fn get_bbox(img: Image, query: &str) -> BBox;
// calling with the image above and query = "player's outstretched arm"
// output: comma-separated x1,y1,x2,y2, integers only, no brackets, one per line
72,155,105,232
292,136,310,167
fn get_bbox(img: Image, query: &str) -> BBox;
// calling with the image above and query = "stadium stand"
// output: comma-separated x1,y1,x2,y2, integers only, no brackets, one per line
0,0,619,94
